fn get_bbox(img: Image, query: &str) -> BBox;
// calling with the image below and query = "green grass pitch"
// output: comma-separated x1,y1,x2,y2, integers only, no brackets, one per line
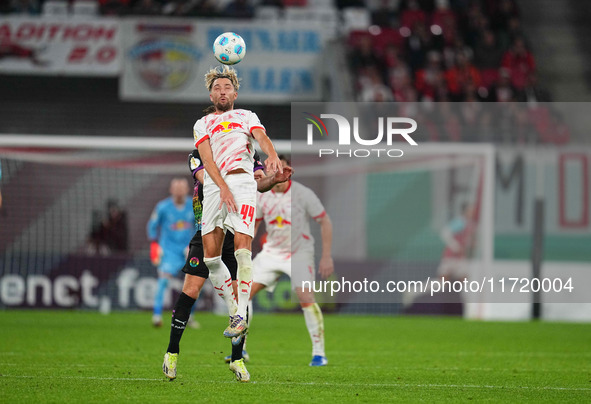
0,310,589,402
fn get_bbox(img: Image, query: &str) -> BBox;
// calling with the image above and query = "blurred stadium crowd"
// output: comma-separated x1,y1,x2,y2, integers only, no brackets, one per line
0,0,549,104
0,0,568,144
349,0,545,103
3,0,366,18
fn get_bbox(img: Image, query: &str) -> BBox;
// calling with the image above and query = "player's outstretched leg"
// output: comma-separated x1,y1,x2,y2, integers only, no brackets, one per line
204,256,238,316
166,293,196,351
303,303,328,366
229,358,250,382
224,249,252,338
162,292,196,379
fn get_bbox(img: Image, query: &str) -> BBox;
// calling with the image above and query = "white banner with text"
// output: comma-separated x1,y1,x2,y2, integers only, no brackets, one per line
0,17,120,76
119,18,332,103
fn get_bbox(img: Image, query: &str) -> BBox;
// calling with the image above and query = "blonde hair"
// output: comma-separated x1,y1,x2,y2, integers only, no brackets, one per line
204,65,240,92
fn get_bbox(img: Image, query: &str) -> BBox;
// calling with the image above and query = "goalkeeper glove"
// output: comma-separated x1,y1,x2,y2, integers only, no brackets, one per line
150,241,162,266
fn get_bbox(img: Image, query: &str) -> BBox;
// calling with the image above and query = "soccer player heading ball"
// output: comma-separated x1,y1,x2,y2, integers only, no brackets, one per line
168,65,281,382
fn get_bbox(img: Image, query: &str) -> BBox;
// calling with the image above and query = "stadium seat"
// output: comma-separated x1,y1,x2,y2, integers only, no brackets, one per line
42,0,69,17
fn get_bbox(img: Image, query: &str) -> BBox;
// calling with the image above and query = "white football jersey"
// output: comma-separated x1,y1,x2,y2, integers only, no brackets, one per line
193,109,265,177
256,181,326,259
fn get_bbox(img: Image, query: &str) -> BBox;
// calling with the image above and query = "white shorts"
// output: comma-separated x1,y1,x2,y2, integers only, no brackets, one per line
202,173,257,238
253,249,315,292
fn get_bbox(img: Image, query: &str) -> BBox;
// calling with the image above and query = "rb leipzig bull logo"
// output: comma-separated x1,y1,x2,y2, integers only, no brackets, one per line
211,121,244,135
269,216,291,228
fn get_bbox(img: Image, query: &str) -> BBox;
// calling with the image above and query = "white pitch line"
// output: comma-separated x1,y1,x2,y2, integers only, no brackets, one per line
0,364,588,373
0,375,589,392
456,351,591,358
0,375,162,382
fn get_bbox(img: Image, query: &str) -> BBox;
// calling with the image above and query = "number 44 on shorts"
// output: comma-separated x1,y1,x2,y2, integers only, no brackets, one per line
240,204,255,227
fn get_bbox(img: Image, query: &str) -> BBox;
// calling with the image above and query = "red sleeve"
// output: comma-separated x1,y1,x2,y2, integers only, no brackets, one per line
250,126,265,134
195,135,210,148
313,211,326,221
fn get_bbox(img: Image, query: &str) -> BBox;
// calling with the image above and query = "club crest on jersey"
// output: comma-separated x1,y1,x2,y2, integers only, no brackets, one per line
269,216,291,228
211,121,244,135
171,220,191,230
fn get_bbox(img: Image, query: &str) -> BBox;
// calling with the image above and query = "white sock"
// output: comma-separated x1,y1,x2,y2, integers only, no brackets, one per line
204,256,237,316
234,249,252,319
302,303,325,357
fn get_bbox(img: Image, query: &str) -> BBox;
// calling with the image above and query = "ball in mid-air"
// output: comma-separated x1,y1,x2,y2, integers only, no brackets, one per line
213,32,246,65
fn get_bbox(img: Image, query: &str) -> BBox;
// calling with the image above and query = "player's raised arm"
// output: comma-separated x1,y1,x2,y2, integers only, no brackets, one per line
197,139,238,213
252,152,292,192
256,165,293,193
252,128,282,174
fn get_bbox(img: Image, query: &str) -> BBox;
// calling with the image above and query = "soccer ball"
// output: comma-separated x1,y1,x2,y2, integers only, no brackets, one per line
212,32,246,65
